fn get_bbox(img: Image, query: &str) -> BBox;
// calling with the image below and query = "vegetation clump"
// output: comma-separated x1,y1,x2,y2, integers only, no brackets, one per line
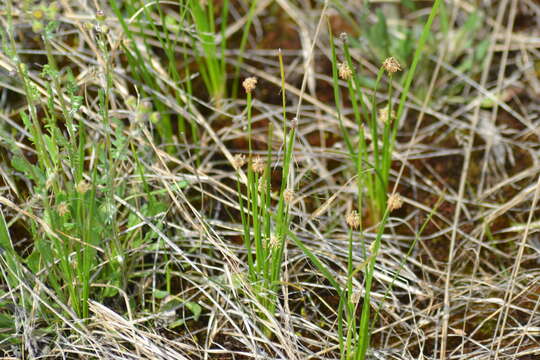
0,1,538,359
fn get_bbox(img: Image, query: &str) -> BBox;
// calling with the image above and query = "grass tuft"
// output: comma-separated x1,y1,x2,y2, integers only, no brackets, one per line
0,0,537,359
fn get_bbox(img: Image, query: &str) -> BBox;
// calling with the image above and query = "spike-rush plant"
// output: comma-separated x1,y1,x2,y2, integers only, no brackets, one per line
234,51,296,331
292,2,442,359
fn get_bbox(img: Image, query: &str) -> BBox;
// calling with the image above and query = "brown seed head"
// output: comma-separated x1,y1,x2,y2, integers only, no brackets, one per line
378,105,396,124
346,210,361,229
242,77,257,94
387,193,403,212
269,234,280,249
232,154,246,170
252,156,265,174
283,189,294,204
338,62,353,80
57,202,69,216
290,117,298,129
76,180,91,195
383,57,402,73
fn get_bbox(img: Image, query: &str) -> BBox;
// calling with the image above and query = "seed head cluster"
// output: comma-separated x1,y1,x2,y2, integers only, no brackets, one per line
252,156,265,174
76,180,91,195
378,105,396,124
346,210,361,229
383,57,402,74
232,154,246,170
269,234,280,249
338,62,353,80
57,202,69,216
242,77,257,94
290,117,298,129
283,189,294,204
387,193,403,212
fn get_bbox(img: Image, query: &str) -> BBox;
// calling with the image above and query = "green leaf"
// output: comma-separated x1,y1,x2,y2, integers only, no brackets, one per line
401,0,416,10
175,180,189,189
185,301,201,320
102,286,119,298
475,39,490,64
11,156,32,175
0,313,14,329
153,289,169,299
168,318,186,329
0,209,14,253
20,111,33,133
160,296,182,312
41,64,59,79
0,209,22,290
99,200,117,225
25,248,42,272
44,20,59,40
286,229,342,296
43,134,59,165
146,201,168,217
